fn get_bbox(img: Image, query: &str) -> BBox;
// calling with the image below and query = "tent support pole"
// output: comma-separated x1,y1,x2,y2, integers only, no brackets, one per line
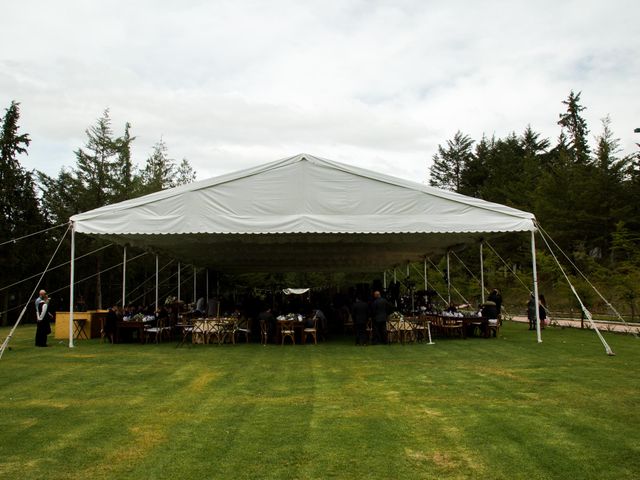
383,271,387,290
480,242,485,304
393,268,397,283
155,255,159,309
193,266,197,303
177,262,181,301
122,246,127,307
531,230,542,343
69,222,76,348
206,268,209,300
446,251,451,305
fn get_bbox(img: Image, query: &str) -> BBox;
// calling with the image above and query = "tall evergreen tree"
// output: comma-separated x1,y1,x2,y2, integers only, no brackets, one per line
588,116,630,259
73,109,120,211
0,101,47,325
429,130,475,192
140,138,175,193
113,122,137,202
480,133,528,208
39,110,136,309
520,125,550,158
175,158,196,186
558,90,590,164
139,139,197,193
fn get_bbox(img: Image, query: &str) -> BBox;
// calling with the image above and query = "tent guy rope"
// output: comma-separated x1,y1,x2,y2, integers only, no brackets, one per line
0,223,67,247
426,257,471,306
0,225,70,360
536,228,615,356
536,223,637,338
0,243,113,293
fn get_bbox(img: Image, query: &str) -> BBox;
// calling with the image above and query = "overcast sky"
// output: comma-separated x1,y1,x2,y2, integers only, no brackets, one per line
1,0,639,183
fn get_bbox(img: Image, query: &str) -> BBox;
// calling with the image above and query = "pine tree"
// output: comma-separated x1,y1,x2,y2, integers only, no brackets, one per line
73,109,120,211
520,125,550,158
459,134,492,198
140,139,197,193
141,138,175,193
558,90,590,164
589,116,629,260
38,110,137,309
429,131,475,192
0,101,47,325
113,122,138,201
175,158,196,186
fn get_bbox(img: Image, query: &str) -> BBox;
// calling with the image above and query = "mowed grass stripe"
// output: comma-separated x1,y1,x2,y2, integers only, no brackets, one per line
0,322,639,479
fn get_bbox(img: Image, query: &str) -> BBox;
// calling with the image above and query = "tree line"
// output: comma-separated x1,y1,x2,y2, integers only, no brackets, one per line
429,91,640,317
1,92,639,324
0,104,197,324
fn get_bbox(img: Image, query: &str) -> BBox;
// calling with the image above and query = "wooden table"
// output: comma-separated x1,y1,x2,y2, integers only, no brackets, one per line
276,317,307,344
55,310,108,339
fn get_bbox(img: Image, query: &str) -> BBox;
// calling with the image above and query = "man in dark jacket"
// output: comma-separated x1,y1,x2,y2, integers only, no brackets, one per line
351,296,369,345
371,291,391,345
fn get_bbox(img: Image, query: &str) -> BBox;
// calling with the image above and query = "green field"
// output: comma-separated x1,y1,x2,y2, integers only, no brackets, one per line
1,322,639,480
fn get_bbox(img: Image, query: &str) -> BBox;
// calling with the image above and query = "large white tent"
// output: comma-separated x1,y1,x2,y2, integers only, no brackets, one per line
70,153,536,273
67,153,544,346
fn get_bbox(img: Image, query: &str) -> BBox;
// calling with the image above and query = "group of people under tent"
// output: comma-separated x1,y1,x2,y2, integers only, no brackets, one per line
31,283,548,347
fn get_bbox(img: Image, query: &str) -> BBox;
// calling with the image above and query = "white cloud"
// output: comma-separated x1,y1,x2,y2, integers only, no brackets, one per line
1,0,639,181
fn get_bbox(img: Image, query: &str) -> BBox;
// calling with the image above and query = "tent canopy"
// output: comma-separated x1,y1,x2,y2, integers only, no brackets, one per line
70,154,536,272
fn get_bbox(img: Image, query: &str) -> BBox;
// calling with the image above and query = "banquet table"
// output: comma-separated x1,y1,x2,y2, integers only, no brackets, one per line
276,315,307,344
116,320,148,343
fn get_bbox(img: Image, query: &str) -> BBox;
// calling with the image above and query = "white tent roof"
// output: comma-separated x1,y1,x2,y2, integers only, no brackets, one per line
70,153,536,272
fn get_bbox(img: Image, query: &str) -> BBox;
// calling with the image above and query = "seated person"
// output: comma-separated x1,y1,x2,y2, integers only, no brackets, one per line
311,308,327,331
481,301,498,320
194,297,206,316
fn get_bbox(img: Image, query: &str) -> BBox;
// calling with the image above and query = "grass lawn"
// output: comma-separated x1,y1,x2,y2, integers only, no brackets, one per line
1,321,639,480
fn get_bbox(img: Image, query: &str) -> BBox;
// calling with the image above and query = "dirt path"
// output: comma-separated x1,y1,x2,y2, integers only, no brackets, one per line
510,315,640,334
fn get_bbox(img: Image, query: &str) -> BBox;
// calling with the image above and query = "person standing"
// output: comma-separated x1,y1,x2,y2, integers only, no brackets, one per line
538,295,547,329
104,305,119,344
371,291,391,345
488,289,502,317
527,293,547,330
527,293,536,330
351,296,369,345
35,289,52,347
